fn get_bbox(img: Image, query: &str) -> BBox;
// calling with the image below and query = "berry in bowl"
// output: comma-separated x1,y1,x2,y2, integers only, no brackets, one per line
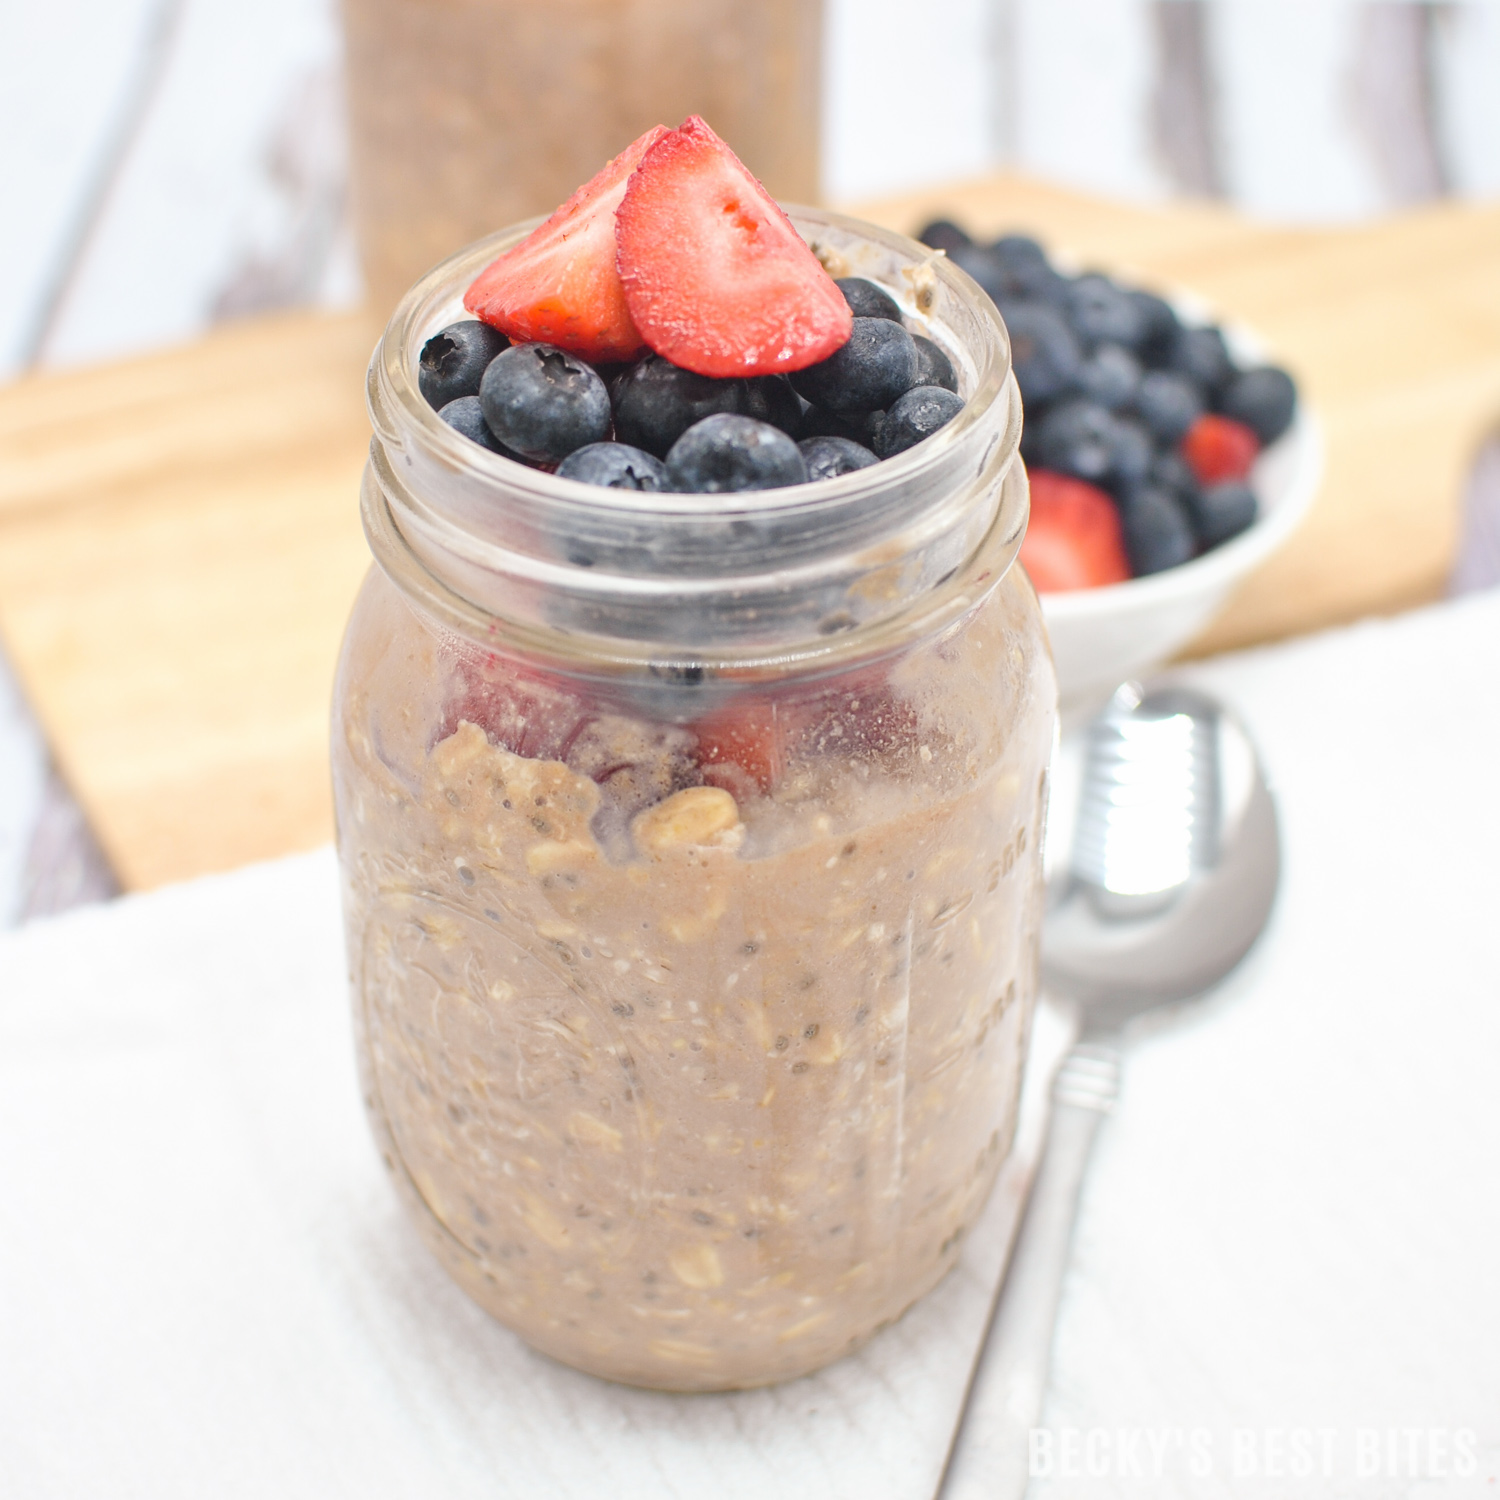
919,220,1321,715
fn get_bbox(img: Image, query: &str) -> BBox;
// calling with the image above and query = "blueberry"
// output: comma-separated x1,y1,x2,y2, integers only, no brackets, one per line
1076,343,1141,410
1188,481,1258,548
798,436,878,481
911,334,958,393
1219,366,1296,444
1004,302,1083,406
666,414,808,492
801,405,886,449
1032,399,1117,484
556,441,669,491
835,277,903,323
1134,370,1204,444
1120,484,1196,575
791,317,918,413
591,361,635,401
992,234,1068,303
873,385,965,458
604,363,635,404
992,234,1049,277
1147,448,1202,504
1065,273,1147,349
1018,420,1044,470
612,354,747,458
918,219,972,254
952,240,1066,308
741,374,804,439
438,394,508,454
1130,290,1180,367
1109,417,1154,488
947,242,1011,305
1170,325,1234,396
479,344,610,463
418,320,510,409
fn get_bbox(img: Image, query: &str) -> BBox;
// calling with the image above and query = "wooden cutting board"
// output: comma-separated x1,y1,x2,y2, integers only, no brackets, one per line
2,175,1498,891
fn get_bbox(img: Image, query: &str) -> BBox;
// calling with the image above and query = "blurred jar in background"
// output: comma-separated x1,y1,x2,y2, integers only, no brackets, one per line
342,0,823,317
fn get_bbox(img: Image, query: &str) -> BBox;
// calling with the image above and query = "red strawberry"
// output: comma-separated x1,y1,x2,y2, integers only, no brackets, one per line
442,653,597,761
614,116,852,378
1020,469,1131,592
694,696,790,795
1181,414,1260,485
463,125,669,362
692,665,918,794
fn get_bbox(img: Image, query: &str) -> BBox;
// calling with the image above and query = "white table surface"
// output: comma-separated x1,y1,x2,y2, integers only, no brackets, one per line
2,589,1499,1498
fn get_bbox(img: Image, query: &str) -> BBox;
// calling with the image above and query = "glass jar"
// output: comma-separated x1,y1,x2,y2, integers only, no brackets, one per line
332,208,1056,1391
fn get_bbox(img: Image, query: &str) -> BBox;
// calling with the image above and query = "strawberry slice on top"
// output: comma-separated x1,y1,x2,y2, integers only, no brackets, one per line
463,124,669,362
615,117,852,378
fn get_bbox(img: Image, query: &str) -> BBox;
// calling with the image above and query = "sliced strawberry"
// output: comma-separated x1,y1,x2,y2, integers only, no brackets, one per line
441,653,597,761
1181,414,1260,485
692,664,918,794
463,125,669,362
615,116,852,378
693,696,789,795
1020,469,1131,592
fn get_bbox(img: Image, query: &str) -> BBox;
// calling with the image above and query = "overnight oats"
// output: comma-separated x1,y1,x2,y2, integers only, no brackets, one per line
333,120,1056,1391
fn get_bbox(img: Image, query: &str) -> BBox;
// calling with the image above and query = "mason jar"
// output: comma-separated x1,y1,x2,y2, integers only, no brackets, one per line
332,208,1056,1391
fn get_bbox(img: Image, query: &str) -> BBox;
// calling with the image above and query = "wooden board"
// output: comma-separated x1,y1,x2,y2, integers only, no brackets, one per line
0,310,376,890
2,176,1498,890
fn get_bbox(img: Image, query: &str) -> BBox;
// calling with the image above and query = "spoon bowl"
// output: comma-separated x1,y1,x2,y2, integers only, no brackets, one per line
938,682,1281,1500
1044,683,1281,1027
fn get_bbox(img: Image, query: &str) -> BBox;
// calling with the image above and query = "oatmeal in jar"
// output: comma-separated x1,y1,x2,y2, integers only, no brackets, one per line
336,559,1050,1389
334,153,1054,1389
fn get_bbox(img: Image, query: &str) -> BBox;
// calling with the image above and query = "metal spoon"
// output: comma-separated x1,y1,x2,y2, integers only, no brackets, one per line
937,682,1281,1500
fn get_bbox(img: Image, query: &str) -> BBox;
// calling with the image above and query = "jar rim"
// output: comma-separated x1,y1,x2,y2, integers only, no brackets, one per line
362,456,1032,680
362,205,1026,661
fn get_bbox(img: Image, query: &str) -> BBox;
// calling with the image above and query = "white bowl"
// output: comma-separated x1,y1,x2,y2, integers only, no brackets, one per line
1035,323,1323,719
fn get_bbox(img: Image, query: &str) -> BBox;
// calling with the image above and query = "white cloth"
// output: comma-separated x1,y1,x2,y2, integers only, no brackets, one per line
3,590,1500,1498
1034,590,1500,1498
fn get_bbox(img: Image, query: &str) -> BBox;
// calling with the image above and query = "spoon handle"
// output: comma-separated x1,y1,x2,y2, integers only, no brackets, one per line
937,1041,1120,1500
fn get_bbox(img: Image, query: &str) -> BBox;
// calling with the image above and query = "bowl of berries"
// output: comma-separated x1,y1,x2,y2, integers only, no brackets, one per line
922,221,1321,715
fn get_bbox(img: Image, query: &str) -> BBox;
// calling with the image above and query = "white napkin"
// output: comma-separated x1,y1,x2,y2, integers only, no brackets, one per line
1032,590,1500,1498
4,589,1499,1498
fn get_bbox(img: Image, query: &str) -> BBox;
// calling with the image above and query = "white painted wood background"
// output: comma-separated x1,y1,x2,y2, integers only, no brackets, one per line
2,0,1498,925
5,0,1500,378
